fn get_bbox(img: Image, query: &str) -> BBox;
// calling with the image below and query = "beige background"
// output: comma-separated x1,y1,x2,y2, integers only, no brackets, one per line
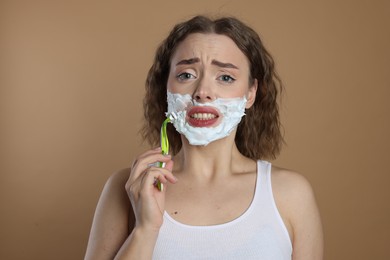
1,0,389,259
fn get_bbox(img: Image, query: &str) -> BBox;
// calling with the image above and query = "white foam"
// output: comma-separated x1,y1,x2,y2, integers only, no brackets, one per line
166,91,247,146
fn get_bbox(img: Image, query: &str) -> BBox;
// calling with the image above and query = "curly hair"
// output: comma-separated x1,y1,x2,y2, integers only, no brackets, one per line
141,15,284,160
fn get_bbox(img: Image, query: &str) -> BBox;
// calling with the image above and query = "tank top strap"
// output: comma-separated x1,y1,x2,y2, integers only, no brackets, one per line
256,160,271,194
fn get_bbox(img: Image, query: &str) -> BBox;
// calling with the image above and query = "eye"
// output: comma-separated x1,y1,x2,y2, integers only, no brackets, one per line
218,74,236,83
176,72,196,81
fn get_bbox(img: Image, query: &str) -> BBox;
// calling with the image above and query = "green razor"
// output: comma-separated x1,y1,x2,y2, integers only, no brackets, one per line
156,113,175,191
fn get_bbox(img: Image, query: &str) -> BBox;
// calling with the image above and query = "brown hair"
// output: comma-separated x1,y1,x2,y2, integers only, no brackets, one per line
141,15,284,160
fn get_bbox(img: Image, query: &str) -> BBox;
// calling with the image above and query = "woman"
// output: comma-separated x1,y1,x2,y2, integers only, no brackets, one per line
85,15,323,260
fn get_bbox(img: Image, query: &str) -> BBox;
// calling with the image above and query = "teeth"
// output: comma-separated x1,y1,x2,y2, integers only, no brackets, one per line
191,113,216,120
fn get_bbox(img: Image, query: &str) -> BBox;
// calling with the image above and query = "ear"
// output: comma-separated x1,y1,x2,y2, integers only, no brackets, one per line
245,78,258,109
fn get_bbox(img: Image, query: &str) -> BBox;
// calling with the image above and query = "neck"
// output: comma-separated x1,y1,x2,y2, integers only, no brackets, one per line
173,133,244,180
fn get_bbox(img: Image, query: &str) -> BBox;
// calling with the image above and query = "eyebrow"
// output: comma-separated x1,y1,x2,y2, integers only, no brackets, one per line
211,60,239,70
175,58,239,70
176,58,200,66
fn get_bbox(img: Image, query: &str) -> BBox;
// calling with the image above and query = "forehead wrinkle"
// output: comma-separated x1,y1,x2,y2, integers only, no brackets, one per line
173,36,243,70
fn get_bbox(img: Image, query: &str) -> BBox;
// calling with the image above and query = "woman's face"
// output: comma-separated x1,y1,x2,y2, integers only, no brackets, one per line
165,33,257,143
167,33,257,102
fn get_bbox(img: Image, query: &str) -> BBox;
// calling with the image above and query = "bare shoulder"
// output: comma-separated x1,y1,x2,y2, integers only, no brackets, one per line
271,165,324,259
271,165,315,200
85,168,134,260
99,168,132,215
271,165,318,222
100,168,134,228
106,168,131,191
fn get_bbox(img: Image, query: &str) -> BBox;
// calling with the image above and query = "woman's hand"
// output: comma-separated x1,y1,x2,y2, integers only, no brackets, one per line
126,147,177,233
85,148,176,260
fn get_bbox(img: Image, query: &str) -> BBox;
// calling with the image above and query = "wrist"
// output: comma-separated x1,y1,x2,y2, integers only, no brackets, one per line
132,225,160,241
114,226,160,260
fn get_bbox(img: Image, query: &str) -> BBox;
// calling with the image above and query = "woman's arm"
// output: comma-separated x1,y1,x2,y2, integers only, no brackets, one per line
289,174,323,259
84,169,133,260
273,168,324,260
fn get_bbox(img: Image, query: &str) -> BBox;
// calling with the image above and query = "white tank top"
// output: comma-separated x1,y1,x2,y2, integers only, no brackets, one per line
152,160,292,259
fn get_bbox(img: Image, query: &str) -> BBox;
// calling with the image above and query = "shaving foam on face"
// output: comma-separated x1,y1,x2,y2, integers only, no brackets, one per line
166,91,247,146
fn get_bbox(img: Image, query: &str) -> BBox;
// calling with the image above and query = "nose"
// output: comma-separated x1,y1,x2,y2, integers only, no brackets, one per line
193,76,215,103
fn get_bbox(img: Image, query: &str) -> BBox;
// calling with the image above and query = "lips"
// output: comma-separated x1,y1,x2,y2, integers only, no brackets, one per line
187,106,220,127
